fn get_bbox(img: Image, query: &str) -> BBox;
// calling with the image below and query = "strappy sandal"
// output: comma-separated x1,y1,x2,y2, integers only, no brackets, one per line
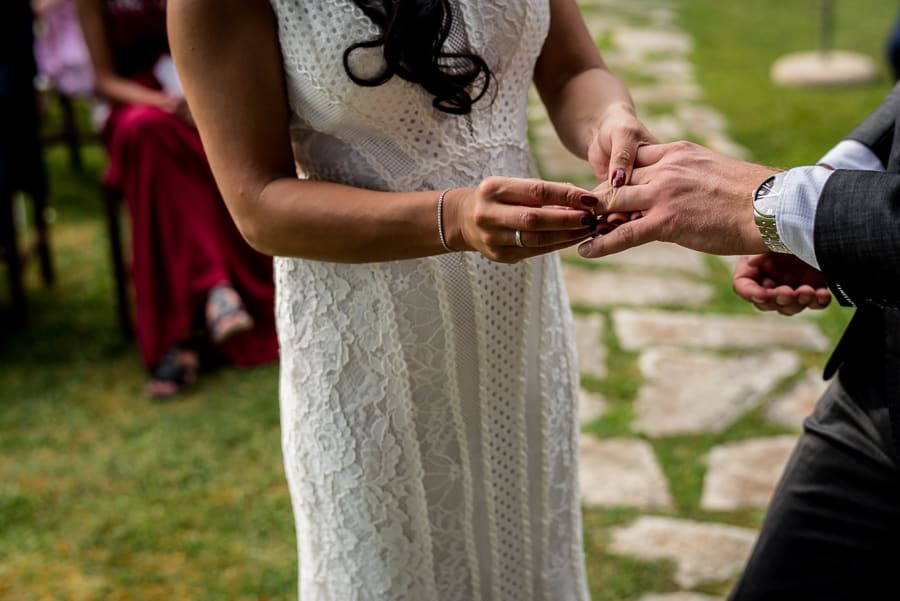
206,283,255,344
147,345,200,399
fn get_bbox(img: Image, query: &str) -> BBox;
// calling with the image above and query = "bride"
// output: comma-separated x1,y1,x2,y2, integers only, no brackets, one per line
169,0,653,598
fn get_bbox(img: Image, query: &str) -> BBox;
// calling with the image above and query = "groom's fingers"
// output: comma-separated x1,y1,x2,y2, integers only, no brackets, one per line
577,215,659,258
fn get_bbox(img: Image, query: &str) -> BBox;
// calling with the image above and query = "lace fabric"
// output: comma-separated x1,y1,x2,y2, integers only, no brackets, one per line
270,1,589,599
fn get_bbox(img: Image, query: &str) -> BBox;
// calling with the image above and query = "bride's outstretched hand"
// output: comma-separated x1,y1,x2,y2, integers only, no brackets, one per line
445,177,601,263
733,253,831,316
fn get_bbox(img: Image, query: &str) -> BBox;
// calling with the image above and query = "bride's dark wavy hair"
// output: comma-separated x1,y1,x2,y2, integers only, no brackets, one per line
343,0,493,115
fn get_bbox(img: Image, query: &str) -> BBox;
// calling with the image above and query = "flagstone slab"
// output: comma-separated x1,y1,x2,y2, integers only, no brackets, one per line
642,59,695,83
702,134,750,160
573,313,607,379
676,105,727,132
701,436,798,511
765,370,828,430
611,28,694,59
635,594,722,601
631,81,701,105
579,437,673,509
532,134,594,181
563,242,709,276
639,114,688,142
613,309,829,352
610,517,756,588
580,388,608,425
634,349,800,436
564,267,713,308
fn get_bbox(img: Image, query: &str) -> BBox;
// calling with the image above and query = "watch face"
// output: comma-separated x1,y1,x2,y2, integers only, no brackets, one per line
754,173,784,217
757,176,776,196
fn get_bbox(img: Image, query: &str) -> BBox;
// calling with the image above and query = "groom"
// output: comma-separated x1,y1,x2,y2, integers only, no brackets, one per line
579,82,900,600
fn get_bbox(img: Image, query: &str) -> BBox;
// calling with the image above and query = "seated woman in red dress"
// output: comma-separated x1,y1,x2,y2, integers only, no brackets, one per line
75,0,278,397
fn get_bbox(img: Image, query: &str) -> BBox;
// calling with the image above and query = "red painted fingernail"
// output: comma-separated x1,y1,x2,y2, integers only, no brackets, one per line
580,194,599,208
611,169,626,188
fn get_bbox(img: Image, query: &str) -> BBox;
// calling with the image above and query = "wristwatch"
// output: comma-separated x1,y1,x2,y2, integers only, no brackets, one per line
752,171,792,254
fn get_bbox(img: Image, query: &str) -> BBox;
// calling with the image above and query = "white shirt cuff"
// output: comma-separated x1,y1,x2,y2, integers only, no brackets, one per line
817,139,884,171
774,142,882,270
775,166,834,270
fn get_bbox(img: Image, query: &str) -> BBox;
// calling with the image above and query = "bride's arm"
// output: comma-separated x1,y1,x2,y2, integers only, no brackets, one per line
534,0,656,187
168,0,599,263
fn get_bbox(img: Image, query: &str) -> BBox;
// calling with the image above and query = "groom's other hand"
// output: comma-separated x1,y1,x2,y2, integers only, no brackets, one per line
577,141,776,258
733,253,831,316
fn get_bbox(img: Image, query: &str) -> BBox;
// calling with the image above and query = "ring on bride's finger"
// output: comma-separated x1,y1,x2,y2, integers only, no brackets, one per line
515,230,525,248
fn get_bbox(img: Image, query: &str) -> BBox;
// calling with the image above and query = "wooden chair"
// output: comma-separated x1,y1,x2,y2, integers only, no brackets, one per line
40,90,132,338
1,0,55,323
102,181,132,338
0,99,55,324
40,88,84,173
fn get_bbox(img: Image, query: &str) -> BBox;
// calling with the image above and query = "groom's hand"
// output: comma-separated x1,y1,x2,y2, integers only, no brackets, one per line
733,253,831,316
577,141,775,258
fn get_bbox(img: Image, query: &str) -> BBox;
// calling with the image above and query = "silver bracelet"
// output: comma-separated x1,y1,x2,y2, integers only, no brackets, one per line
437,188,455,253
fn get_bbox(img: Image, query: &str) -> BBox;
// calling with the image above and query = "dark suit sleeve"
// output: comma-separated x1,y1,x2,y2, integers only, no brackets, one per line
843,82,900,167
814,83,900,308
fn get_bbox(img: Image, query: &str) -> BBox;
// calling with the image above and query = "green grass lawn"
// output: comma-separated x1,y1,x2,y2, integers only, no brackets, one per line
2,1,898,599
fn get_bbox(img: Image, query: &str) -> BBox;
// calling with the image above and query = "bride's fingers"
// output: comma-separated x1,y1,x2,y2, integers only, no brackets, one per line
513,227,593,248
496,204,597,232
480,176,600,211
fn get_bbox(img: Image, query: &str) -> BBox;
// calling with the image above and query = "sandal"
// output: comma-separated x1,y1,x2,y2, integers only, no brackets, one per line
206,283,254,343
147,345,199,399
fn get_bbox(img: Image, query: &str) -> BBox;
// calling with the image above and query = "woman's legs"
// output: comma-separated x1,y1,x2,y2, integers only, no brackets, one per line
105,104,275,395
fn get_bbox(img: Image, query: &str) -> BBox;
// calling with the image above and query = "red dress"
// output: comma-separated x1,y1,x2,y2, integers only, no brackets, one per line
101,0,278,369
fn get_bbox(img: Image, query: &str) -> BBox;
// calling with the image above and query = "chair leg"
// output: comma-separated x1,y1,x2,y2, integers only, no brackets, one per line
2,191,27,321
103,183,133,339
57,93,83,173
30,164,54,287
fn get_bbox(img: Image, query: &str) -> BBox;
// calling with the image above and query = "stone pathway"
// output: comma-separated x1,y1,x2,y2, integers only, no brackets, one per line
528,1,835,599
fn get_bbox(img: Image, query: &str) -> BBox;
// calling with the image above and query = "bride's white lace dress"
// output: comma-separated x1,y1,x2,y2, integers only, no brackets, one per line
269,1,589,599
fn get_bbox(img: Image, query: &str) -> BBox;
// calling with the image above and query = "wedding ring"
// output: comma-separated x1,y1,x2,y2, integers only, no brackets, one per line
514,230,525,248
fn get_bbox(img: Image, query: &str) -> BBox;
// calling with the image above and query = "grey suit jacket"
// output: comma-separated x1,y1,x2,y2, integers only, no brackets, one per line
816,82,900,432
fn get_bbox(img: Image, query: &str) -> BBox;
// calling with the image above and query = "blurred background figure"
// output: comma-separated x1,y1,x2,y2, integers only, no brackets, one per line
1,0,53,316
74,0,278,398
887,7,900,80
33,0,95,98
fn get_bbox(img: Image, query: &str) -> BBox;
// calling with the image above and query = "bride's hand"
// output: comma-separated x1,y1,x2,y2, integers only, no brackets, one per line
445,177,601,263
587,102,657,189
